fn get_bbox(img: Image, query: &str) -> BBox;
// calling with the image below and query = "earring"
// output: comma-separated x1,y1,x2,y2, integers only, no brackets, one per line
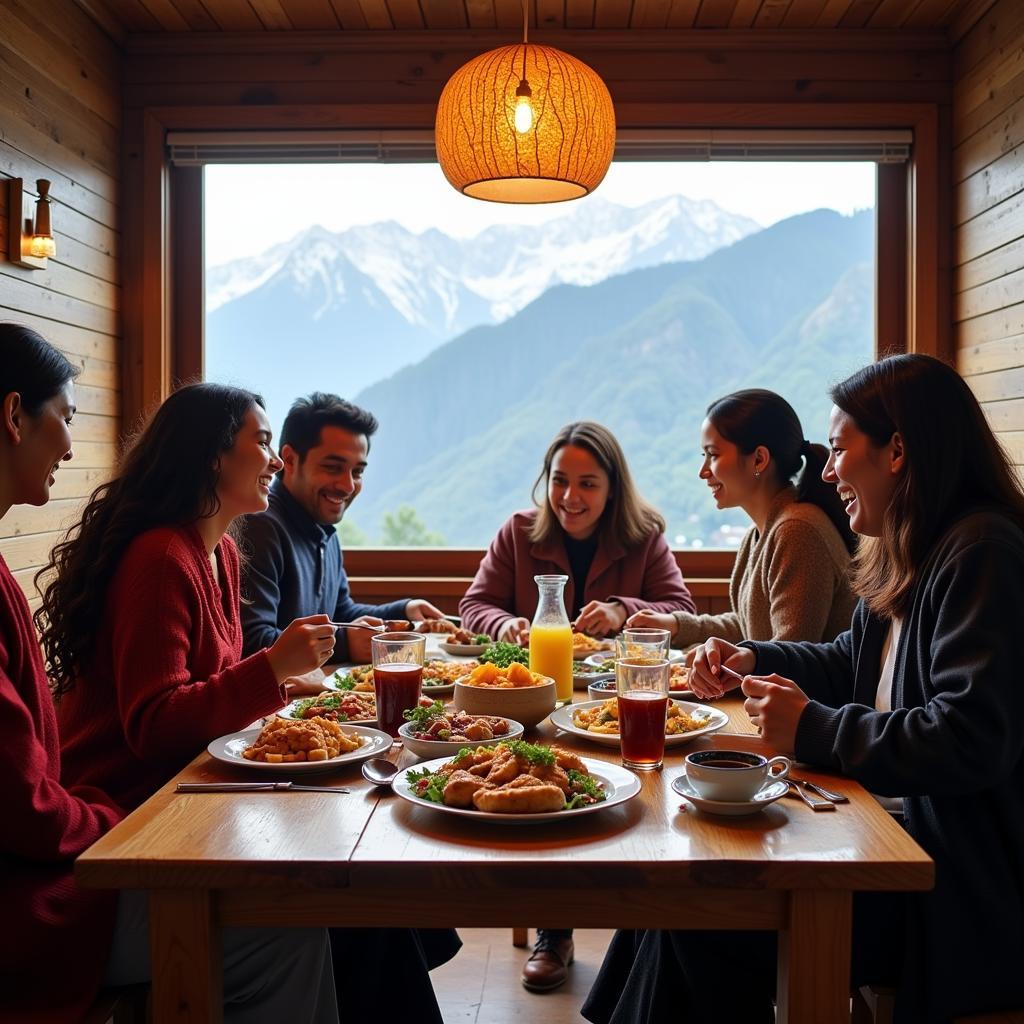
754,470,761,479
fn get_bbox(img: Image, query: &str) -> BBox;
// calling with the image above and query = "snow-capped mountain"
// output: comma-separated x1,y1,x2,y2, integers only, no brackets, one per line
204,195,760,425
208,195,759,325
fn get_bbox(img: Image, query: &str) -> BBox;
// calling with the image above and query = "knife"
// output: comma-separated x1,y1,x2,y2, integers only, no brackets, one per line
176,782,350,793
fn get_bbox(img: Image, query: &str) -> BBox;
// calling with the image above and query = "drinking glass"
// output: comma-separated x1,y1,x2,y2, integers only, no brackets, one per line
615,627,672,665
616,657,670,771
371,632,425,742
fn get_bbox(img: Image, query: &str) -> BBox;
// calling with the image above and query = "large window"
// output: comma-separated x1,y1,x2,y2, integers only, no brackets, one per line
203,160,875,549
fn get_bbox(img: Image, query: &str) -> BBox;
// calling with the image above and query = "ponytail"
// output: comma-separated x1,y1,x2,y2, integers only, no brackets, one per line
796,442,857,554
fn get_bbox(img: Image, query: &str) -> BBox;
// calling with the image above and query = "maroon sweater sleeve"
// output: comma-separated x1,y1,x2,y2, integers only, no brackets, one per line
607,532,695,617
0,655,122,863
459,515,522,639
109,532,286,763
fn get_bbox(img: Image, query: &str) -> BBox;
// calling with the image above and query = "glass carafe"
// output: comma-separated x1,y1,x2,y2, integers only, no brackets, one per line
528,574,574,705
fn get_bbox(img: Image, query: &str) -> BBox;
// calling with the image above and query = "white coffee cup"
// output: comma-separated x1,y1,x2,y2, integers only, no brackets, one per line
684,749,791,801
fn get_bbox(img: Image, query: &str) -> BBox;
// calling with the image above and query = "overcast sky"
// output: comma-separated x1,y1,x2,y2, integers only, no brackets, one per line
205,161,876,267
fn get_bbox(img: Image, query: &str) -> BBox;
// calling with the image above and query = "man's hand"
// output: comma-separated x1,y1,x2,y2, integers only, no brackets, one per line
405,599,444,621
346,616,384,663
625,608,676,634
741,674,808,753
574,600,627,638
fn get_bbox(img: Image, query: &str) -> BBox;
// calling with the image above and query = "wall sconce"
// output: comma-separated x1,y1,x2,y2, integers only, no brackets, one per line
6,178,56,269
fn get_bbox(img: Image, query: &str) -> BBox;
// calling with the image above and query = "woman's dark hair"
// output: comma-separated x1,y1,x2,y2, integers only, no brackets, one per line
0,322,79,413
831,354,1024,619
706,388,857,554
529,421,665,549
36,382,264,697
279,392,379,462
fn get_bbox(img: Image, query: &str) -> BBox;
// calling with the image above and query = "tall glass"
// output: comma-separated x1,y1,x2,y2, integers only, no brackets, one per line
528,574,574,705
616,658,670,771
371,632,425,741
616,627,672,664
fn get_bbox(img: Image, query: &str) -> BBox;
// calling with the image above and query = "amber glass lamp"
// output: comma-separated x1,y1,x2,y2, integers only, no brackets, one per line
435,37,616,204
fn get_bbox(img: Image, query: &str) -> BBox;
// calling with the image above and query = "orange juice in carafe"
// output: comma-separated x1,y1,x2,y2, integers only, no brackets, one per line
530,623,574,702
528,574,574,703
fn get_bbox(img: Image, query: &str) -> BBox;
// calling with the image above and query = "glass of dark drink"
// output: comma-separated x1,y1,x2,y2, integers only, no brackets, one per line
371,632,426,742
616,658,670,771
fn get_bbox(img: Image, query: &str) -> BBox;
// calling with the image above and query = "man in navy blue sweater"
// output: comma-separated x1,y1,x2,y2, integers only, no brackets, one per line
240,392,444,670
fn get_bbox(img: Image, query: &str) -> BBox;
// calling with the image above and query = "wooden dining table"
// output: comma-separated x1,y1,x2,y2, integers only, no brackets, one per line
76,690,933,1024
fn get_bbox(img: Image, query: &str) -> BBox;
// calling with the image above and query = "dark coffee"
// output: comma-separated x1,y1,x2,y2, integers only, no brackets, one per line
702,759,754,770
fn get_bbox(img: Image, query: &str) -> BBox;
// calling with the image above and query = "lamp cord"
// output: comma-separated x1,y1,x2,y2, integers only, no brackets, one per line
522,0,528,45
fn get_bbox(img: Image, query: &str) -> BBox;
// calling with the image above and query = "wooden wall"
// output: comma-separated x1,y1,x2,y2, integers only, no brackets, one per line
0,0,122,608
953,0,1024,472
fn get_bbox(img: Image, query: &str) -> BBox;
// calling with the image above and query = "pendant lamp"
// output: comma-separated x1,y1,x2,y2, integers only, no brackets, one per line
435,8,615,204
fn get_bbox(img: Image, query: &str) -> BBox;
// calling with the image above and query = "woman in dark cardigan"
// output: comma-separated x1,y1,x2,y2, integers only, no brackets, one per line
583,354,1024,1024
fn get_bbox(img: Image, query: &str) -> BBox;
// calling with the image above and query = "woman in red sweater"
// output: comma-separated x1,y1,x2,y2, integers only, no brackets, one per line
0,326,338,1024
43,379,450,1021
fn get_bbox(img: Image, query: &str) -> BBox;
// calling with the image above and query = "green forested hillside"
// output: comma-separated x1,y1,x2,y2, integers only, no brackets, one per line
348,208,875,547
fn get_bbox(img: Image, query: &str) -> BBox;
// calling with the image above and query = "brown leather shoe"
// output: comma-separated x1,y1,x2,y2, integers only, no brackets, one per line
521,934,575,992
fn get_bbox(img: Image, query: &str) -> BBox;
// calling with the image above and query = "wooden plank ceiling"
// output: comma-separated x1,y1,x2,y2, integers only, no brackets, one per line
75,0,984,34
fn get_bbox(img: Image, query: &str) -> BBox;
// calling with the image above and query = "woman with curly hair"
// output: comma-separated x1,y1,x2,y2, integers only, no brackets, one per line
45,379,454,1023
0,326,338,1024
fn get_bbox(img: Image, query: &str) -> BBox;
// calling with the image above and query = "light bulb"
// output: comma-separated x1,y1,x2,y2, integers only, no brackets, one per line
29,234,55,259
514,78,533,134
514,96,533,133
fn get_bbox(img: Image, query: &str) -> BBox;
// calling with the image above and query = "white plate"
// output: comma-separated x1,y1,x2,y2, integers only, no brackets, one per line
392,752,641,824
438,642,488,657
571,640,615,661
277,699,378,728
582,651,685,668
550,699,729,748
672,775,789,816
208,724,393,774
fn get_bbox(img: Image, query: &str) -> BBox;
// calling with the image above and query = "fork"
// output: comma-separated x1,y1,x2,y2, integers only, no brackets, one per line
789,776,848,804
786,778,835,811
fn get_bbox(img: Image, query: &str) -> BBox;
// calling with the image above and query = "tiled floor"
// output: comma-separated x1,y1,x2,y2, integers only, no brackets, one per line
433,928,614,1023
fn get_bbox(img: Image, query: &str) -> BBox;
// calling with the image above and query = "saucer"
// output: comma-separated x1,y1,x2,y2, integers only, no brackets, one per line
672,774,789,816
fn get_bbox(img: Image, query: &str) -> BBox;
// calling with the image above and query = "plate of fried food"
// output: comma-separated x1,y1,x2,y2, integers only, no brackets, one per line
550,698,728,749
571,632,615,660
209,719,393,773
398,702,525,758
393,739,640,823
439,628,494,657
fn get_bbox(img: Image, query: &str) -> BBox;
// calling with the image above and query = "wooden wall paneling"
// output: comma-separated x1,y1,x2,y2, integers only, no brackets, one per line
0,0,122,590
953,0,1024,451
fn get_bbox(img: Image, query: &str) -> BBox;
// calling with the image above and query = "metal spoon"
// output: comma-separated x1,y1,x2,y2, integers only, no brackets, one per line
362,758,401,786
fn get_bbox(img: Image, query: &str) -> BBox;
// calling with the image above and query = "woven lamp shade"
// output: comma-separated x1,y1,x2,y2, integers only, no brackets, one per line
435,43,616,204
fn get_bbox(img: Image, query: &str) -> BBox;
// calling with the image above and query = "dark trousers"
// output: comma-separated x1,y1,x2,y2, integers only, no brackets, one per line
328,928,461,1022
582,892,904,1024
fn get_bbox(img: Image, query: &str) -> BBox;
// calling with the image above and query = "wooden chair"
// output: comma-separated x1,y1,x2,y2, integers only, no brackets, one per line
81,985,149,1024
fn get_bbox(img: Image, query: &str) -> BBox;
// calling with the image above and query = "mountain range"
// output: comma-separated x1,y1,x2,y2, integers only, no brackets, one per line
204,194,761,415
343,208,875,547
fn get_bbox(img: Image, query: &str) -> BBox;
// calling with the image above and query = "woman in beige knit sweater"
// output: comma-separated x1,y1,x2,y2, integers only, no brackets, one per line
630,389,856,646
